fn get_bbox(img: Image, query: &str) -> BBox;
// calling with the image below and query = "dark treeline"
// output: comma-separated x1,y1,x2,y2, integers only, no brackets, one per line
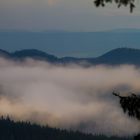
0,117,132,140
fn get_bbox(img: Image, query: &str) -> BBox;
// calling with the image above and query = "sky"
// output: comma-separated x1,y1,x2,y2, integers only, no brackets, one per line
1,0,140,31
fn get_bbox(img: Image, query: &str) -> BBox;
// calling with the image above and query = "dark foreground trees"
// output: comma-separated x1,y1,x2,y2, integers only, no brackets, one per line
113,92,140,119
94,0,136,12
113,92,140,140
0,117,131,140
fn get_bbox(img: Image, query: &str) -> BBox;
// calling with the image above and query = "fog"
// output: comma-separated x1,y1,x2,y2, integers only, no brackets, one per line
0,58,139,136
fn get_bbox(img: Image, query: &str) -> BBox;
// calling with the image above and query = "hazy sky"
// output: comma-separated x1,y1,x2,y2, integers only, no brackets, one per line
1,0,140,31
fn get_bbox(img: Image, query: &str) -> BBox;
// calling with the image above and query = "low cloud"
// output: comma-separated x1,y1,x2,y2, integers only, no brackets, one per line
0,58,139,136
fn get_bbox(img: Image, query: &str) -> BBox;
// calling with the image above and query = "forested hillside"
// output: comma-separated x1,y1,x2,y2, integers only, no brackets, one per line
0,117,132,140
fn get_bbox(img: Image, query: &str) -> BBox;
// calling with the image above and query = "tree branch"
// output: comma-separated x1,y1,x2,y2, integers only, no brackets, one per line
94,0,135,12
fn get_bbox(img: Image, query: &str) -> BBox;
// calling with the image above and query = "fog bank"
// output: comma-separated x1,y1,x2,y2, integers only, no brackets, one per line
0,58,139,136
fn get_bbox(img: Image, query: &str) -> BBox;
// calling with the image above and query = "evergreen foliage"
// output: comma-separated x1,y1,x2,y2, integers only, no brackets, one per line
94,0,135,12
113,92,140,140
0,117,131,140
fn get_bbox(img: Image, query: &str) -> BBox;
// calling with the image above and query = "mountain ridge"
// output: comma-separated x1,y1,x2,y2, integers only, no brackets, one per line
0,48,140,66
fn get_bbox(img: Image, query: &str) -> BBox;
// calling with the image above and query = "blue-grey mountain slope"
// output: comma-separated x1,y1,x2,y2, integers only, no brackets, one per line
0,48,140,66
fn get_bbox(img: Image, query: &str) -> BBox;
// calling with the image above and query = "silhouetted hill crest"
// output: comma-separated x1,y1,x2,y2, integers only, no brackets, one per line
0,48,140,65
12,49,58,62
0,49,11,58
96,48,140,65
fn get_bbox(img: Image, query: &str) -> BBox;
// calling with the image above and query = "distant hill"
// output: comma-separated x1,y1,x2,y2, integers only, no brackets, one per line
1,31,140,58
12,49,58,62
0,117,132,140
0,49,58,63
0,49,11,58
0,48,140,66
108,28,140,33
88,48,140,65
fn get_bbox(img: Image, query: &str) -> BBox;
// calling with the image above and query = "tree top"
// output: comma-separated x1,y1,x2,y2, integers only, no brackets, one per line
94,0,135,13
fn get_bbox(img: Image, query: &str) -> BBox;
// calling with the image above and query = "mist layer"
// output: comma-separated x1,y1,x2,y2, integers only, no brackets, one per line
0,58,139,136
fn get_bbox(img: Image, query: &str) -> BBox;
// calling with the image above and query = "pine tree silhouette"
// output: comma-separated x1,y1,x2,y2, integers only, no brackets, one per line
113,92,140,140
